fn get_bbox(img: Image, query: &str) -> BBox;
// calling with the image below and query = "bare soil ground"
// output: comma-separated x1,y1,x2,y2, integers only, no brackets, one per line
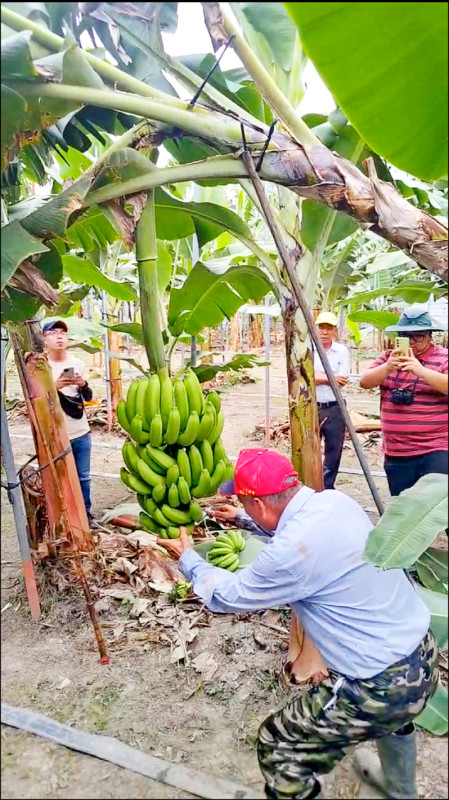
2,346,447,799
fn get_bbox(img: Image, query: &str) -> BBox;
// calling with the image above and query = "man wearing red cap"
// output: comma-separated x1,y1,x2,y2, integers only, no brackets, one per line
157,449,437,800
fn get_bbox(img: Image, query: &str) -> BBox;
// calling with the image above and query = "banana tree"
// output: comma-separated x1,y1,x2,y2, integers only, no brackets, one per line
1,1,448,487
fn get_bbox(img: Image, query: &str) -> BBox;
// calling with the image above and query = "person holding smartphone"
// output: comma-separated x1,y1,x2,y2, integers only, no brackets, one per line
359,307,448,495
42,319,96,526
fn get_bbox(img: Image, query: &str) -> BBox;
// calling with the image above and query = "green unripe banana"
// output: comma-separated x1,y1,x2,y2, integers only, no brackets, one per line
188,444,203,486
137,445,165,475
177,448,192,487
206,390,221,414
152,482,167,504
199,440,214,475
166,464,180,486
165,407,181,445
189,500,203,523
120,467,152,495
145,373,160,423
130,414,150,445
195,402,216,442
139,512,159,534
135,378,149,428
207,410,224,444
116,399,131,434
168,483,180,508
167,522,195,539
184,369,204,416
125,441,141,474
224,462,234,481
137,494,147,512
149,414,163,447
208,459,226,495
136,458,165,488
145,444,175,471
191,468,211,498
213,552,239,570
161,504,193,525
213,439,227,467
159,369,173,429
177,476,191,505
173,378,189,430
122,442,134,474
125,380,139,421
152,507,171,528
177,411,200,447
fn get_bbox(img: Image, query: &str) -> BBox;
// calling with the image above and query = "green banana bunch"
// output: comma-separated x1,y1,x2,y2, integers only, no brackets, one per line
117,371,234,538
208,530,246,571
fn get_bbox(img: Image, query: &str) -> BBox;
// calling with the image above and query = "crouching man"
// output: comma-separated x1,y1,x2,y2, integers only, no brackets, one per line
157,449,437,799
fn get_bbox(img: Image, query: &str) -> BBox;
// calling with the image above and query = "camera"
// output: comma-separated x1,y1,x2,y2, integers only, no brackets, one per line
390,388,414,405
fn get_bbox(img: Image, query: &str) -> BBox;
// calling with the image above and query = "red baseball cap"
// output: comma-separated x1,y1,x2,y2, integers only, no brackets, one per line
219,448,299,497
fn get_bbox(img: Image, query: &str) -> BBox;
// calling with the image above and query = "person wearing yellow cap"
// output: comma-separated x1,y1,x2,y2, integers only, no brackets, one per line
314,311,350,489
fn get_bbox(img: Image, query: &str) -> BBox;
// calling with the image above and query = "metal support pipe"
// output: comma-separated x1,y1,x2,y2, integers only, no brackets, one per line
242,153,385,516
101,289,113,431
1,335,41,620
264,295,271,444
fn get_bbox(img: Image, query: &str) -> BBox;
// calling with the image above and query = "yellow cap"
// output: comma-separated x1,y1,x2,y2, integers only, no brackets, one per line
315,311,338,327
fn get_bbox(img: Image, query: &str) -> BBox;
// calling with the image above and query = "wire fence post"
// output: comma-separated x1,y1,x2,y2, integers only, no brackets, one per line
264,295,271,444
1,334,41,621
101,289,113,431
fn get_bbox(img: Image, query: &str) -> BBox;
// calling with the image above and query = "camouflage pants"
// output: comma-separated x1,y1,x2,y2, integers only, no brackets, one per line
258,631,438,799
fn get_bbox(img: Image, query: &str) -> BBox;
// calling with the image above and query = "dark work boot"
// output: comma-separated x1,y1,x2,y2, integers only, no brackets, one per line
264,778,324,799
353,724,417,799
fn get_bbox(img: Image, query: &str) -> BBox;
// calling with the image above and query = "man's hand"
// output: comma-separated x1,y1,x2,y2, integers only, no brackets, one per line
156,526,192,559
397,352,425,376
73,373,87,388
335,375,348,387
208,504,238,522
386,349,404,374
55,374,75,389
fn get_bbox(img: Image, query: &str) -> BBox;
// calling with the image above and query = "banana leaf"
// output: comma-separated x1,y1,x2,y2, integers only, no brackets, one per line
415,681,448,735
415,585,448,650
168,261,272,336
416,548,448,594
363,475,448,570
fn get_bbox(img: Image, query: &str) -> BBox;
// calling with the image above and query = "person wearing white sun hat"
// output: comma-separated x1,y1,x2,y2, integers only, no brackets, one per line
313,311,350,489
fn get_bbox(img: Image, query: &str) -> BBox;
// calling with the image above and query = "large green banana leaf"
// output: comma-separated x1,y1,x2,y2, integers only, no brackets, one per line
363,475,448,570
168,261,271,336
285,2,448,180
415,681,448,736
415,586,448,650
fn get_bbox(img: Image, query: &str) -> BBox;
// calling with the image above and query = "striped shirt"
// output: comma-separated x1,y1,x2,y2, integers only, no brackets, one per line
372,343,448,456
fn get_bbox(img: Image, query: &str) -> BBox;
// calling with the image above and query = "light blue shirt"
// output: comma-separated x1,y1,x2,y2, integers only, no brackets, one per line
314,341,350,403
180,487,430,679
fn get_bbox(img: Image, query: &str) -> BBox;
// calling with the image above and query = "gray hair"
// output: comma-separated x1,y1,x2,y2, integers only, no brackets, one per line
259,484,299,507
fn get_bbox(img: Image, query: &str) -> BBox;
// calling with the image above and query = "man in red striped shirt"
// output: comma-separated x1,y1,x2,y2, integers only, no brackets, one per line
360,307,448,496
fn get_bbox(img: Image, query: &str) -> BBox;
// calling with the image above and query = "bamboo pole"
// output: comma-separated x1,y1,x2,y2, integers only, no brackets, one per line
242,154,385,516
1,335,41,621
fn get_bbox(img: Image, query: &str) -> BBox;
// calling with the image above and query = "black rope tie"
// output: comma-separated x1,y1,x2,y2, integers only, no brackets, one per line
1,445,72,497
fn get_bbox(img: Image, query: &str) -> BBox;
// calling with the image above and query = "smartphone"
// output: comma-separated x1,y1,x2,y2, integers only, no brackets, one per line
396,337,410,355
62,367,75,378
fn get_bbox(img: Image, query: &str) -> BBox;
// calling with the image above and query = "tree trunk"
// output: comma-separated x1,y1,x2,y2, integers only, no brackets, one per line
13,345,94,555
108,329,122,411
282,296,323,489
229,315,239,351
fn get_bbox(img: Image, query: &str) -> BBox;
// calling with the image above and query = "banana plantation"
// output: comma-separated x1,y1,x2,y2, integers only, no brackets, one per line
1,3,448,798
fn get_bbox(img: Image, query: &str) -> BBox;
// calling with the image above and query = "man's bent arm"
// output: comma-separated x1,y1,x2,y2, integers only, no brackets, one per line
180,542,305,614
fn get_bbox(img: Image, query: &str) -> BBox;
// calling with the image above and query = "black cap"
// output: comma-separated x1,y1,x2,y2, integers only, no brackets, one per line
42,320,68,334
